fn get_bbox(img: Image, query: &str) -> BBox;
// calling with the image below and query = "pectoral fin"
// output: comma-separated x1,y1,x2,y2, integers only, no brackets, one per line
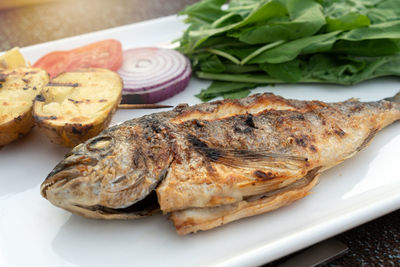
189,134,308,170
202,147,308,170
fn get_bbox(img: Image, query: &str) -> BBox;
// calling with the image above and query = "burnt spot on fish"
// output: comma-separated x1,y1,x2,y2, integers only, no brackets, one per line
188,134,208,148
193,119,204,128
295,137,307,147
309,145,317,152
188,134,222,161
290,114,305,121
150,123,162,134
234,125,253,134
275,116,284,126
356,128,379,151
334,128,346,137
132,147,149,169
245,114,256,128
205,148,222,161
233,114,257,134
350,103,364,113
254,170,275,180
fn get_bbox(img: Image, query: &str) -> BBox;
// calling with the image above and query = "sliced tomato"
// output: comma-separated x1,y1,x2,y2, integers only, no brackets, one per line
33,39,123,78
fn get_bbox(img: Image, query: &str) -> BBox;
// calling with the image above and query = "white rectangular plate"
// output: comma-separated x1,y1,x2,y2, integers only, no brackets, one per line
1,15,399,267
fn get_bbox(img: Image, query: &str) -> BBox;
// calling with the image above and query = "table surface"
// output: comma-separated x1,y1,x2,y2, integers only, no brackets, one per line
0,0,399,266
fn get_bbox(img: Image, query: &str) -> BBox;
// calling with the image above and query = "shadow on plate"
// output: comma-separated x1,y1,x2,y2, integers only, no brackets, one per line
0,128,69,196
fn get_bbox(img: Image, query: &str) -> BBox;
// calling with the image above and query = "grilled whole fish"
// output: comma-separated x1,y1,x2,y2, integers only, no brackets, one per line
41,92,400,234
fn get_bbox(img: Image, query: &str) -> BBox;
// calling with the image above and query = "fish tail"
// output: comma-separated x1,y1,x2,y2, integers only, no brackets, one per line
384,91,400,103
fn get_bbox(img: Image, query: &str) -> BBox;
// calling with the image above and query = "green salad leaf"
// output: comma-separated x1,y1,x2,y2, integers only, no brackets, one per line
178,0,400,101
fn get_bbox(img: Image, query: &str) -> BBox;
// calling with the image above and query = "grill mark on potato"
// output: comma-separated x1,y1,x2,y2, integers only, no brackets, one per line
34,94,46,102
24,71,38,75
34,115,57,121
68,98,93,104
63,123,93,136
0,73,8,81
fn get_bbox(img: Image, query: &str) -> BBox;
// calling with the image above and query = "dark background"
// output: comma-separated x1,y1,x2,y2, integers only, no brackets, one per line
0,0,399,265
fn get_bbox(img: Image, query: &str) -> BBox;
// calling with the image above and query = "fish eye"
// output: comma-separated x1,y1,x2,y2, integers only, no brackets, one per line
86,136,113,152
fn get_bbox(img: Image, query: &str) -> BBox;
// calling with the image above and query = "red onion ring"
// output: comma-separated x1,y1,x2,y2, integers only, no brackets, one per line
118,47,191,104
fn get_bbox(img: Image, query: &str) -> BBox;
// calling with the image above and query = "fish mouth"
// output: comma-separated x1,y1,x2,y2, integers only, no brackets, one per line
40,156,98,198
69,191,160,219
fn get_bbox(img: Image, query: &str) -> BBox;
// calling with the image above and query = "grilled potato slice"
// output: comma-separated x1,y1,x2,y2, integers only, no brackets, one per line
0,68,49,146
33,68,122,147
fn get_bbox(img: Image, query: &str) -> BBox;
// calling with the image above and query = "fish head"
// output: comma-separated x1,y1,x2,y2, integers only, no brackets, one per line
41,126,171,218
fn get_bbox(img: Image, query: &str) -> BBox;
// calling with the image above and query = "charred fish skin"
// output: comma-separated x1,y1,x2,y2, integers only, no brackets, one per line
40,113,175,219
156,93,400,212
41,92,400,233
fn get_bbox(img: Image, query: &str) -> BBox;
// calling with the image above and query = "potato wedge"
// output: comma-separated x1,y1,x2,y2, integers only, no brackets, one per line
0,68,49,146
33,68,122,147
0,47,29,69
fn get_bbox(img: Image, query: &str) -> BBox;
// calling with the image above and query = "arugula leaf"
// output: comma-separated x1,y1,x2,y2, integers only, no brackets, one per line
332,39,400,56
340,20,400,40
185,0,288,52
235,0,326,44
198,54,226,73
260,59,302,82
179,0,227,24
195,81,259,101
223,89,251,99
325,12,370,32
178,0,400,101
248,31,340,64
